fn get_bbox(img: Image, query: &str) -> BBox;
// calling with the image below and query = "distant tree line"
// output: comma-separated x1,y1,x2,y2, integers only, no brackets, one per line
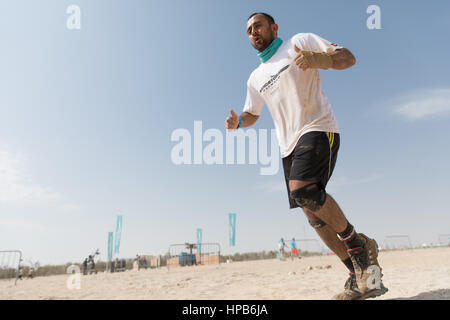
0,249,326,280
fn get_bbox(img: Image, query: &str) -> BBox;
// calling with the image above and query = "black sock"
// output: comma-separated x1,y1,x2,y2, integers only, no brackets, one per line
342,257,355,274
338,222,364,251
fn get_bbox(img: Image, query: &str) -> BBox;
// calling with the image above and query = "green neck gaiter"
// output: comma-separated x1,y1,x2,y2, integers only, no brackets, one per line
258,37,283,63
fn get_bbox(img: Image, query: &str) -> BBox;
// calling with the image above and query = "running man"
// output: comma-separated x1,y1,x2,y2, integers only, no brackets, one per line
224,13,387,300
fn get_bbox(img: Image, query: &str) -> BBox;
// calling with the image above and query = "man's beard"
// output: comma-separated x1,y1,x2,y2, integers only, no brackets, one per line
253,34,275,52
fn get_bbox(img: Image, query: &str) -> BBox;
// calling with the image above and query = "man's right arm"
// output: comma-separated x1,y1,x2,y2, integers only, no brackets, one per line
225,74,263,130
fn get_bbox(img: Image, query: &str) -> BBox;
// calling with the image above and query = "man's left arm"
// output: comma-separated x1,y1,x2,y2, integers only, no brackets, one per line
294,46,356,71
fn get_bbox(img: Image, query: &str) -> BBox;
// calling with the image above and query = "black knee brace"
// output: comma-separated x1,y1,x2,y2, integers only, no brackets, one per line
290,182,327,212
309,218,327,229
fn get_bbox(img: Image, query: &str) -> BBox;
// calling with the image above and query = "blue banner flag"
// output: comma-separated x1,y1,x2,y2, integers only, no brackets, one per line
197,228,202,254
114,215,122,254
229,213,236,246
107,232,114,261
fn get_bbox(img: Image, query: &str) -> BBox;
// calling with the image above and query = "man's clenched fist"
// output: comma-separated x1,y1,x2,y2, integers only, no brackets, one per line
225,109,239,131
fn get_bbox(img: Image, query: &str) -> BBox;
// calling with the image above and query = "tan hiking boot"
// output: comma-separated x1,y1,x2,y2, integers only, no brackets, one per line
347,233,386,295
359,233,381,268
360,282,389,300
333,273,362,300
333,272,389,300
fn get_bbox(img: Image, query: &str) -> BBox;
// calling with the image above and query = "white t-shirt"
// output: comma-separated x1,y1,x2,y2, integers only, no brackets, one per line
243,33,342,158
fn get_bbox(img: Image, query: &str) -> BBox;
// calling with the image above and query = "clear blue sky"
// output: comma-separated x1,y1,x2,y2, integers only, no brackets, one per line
0,0,449,264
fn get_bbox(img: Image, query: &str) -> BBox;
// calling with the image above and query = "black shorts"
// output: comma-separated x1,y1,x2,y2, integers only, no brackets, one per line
282,131,340,209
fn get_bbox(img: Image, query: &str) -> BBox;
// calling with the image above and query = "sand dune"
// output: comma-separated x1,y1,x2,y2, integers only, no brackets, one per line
1,247,449,300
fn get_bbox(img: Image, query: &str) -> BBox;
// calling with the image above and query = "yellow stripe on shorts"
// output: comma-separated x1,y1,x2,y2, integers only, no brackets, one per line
327,132,334,148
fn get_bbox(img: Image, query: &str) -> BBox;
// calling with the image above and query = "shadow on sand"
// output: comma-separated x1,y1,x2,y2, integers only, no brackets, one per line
390,289,450,300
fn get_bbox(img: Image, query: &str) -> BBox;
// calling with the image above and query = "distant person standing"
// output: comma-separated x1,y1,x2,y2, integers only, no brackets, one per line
290,238,300,260
82,258,88,275
135,254,142,271
28,267,34,279
18,268,23,280
133,255,140,271
143,258,148,270
88,255,97,274
278,238,287,259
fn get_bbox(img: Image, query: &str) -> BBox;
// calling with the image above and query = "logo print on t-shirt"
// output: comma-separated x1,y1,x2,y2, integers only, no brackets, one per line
259,64,290,94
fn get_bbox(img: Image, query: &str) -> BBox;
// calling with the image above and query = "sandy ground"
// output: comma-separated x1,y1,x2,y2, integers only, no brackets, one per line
1,247,449,300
